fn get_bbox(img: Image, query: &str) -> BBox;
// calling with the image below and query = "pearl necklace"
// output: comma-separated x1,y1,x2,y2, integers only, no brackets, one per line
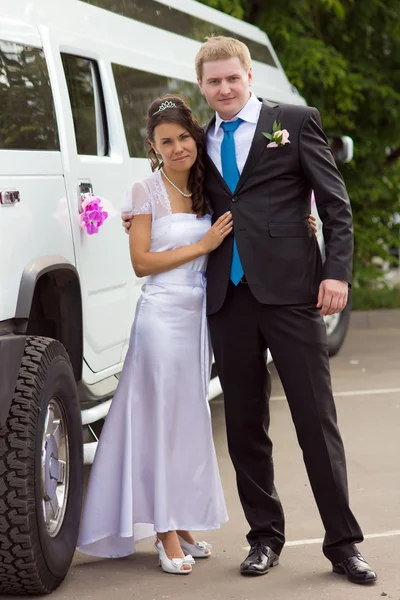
161,168,192,198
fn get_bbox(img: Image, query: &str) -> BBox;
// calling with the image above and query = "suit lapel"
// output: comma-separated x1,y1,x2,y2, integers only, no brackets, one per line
235,101,281,193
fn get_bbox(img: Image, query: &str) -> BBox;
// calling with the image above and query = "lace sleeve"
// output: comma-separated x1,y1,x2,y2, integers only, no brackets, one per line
121,180,152,216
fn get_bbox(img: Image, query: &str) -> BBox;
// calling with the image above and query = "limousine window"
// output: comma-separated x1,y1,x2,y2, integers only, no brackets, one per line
0,40,59,150
83,0,276,67
61,54,109,156
112,63,212,158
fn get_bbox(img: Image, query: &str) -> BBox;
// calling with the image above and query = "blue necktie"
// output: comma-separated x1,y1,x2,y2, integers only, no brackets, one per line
221,119,244,285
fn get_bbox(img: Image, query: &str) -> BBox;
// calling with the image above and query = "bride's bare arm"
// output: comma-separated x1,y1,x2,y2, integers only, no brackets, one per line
129,212,233,277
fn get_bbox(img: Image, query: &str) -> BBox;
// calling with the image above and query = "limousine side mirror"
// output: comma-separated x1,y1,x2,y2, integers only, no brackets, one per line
329,136,354,164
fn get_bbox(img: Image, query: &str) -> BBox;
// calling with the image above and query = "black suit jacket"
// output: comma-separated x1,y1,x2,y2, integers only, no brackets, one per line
204,101,353,315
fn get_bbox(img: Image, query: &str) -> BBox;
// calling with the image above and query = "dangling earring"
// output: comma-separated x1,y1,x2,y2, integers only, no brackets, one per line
152,145,163,168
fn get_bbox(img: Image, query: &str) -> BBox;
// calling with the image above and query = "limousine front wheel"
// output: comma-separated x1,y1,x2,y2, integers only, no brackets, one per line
0,337,83,595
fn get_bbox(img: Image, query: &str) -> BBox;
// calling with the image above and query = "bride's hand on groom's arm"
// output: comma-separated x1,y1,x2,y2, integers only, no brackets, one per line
199,212,233,253
317,279,348,316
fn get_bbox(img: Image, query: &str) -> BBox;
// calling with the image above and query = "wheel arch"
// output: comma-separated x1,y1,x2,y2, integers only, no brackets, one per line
16,256,83,381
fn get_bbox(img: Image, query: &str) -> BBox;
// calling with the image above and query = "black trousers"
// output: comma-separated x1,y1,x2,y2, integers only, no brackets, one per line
208,281,363,563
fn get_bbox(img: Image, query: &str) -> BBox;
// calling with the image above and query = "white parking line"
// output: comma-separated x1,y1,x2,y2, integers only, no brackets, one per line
269,387,400,401
213,387,400,404
242,530,400,551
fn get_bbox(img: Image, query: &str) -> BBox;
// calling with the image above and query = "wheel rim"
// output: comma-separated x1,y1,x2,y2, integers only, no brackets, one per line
41,398,69,537
324,313,341,336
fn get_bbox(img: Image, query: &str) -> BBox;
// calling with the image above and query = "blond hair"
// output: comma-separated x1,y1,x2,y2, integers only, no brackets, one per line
195,36,251,80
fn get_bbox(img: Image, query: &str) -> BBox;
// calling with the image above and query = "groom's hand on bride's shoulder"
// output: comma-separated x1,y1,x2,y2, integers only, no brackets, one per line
122,213,133,234
317,279,348,316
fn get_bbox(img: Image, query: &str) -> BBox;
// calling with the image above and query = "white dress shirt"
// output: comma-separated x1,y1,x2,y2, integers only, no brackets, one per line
206,92,262,176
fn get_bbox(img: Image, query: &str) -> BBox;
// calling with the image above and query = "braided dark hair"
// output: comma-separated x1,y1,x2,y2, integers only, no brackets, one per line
145,94,208,217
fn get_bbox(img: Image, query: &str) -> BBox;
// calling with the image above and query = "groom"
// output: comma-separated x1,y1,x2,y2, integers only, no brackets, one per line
123,36,377,584
196,36,376,585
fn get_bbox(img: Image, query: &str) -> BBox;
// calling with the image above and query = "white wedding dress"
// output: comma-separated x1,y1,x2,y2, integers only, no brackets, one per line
77,170,228,558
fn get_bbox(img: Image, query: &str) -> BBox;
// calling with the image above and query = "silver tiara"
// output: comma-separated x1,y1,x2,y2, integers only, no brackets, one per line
153,100,176,115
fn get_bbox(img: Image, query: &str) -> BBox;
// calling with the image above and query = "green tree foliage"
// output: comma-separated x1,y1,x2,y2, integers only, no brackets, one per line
0,42,59,150
199,0,400,285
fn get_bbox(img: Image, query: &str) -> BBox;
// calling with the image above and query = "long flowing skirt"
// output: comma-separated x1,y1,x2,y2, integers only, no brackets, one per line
77,269,228,558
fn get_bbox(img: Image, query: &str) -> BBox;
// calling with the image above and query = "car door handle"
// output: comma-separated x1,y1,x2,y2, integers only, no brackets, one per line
0,189,20,205
79,181,93,197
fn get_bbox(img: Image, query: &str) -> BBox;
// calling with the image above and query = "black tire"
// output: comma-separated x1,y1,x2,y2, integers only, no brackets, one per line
325,301,351,357
0,336,83,595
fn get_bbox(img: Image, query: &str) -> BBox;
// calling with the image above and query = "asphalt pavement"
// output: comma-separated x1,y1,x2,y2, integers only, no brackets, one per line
27,313,400,599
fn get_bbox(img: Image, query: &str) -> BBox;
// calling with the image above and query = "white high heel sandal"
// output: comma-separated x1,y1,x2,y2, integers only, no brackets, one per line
155,539,195,575
178,535,212,558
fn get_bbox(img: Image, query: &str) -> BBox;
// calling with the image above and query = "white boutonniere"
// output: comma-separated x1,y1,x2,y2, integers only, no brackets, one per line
262,120,290,148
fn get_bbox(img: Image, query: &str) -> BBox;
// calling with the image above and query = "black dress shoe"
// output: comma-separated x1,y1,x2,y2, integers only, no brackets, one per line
240,542,279,576
332,553,377,584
